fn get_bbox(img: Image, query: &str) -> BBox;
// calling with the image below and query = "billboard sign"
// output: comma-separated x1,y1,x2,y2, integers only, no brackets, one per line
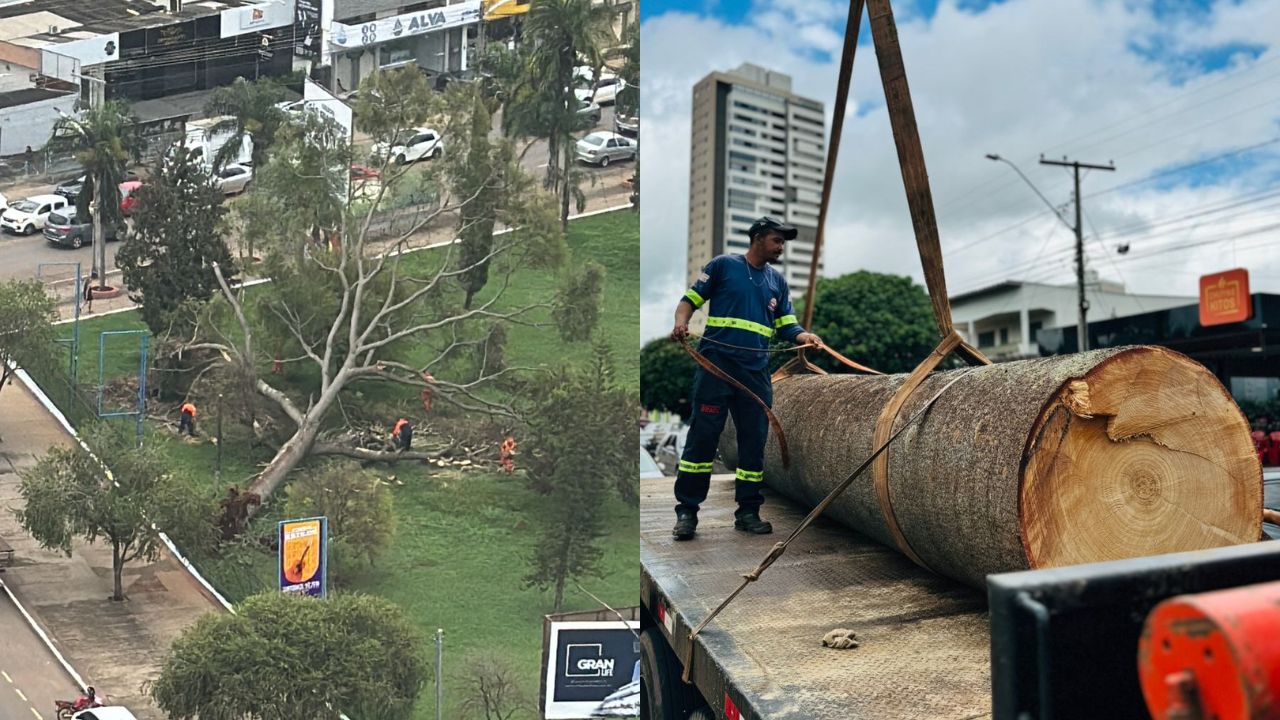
1199,268,1252,327
329,1,481,49
294,0,322,58
543,620,640,719
278,517,328,597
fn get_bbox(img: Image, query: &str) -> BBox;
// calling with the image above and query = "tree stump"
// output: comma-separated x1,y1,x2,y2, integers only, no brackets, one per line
723,346,1262,588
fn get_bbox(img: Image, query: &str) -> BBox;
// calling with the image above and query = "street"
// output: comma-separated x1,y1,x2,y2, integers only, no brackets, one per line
0,104,634,291
0,592,81,720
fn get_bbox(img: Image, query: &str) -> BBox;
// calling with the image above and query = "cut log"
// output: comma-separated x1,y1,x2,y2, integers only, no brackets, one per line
722,346,1262,589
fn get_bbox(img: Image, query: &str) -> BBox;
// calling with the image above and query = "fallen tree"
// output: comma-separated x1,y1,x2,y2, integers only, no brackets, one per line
726,346,1262,588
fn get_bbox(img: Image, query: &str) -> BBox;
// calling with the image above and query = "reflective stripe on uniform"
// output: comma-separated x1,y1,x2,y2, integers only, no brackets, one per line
773,314,797,328
679,460,714,474
706,315,774,338
735,468,764,482
684,289,706,308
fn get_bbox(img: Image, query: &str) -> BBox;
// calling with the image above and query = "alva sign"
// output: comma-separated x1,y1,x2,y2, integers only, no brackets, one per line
329,0,481,48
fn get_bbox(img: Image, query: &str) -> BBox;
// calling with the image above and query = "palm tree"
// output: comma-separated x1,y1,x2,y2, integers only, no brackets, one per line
202,77,289,171
523,0,613,229
47,101,143,290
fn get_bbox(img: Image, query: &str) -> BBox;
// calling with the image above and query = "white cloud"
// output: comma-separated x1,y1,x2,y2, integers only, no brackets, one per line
639,0,1280,344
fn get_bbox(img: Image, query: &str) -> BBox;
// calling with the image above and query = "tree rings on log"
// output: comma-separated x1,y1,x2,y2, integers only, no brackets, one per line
723,346,1262,589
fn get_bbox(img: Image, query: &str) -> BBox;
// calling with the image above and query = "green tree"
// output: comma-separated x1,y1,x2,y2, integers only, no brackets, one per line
46,101,143,287
152,591,428,720
525,345,636,610
552,261,606,342
202,76,289,170
0,279,58,401
284,461,395,570
15,424,217,601
233,110,351,265
808,271,939,374
116,144,236,336
523,0,613,229
639,337,697,419
454,87,506,309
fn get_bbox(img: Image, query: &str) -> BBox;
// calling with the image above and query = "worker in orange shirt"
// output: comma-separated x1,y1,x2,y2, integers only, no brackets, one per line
179,402,197,437
393,418,413,451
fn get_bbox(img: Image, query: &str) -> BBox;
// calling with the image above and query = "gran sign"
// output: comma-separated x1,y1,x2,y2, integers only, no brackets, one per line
329,0,481,49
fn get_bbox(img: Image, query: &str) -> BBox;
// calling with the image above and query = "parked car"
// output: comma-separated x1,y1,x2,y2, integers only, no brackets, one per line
1,193,70,234
614,112,638,137
54,171,140,204
575,76,626,106
371,127,444,165
575,132,637,167
215,164,253,195
43,209,122,249
73,707,140,720
350,164,381,181
119,181,143,216
577,98,602,128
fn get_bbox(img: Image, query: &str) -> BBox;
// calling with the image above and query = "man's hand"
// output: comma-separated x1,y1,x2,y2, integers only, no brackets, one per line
796,332,824,348
671,323,690,342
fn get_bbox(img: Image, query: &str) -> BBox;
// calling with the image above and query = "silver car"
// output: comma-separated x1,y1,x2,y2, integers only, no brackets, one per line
575,132,637,168
215,164,253,195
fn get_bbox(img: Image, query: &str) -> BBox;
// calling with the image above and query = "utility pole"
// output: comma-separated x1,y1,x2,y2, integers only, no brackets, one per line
1038,155,1114,352
435,628,444,720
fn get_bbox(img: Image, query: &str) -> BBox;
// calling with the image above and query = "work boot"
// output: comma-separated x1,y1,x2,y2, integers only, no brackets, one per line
672,509,698,541
734,510,773,535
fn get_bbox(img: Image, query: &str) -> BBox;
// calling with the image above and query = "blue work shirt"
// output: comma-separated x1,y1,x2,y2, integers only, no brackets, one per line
682,254,805,371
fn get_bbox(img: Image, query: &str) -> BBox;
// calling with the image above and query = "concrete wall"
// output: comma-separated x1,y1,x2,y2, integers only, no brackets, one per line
0,92,76,155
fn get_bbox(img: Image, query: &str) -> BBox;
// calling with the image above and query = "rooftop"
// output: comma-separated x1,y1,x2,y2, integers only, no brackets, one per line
0,0,264,46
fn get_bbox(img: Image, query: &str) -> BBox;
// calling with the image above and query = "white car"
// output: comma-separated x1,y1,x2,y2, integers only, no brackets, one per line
372,127,444,165
73,708,139,720
574,76,626,106
1,193,70,235
215,164,253,195
575,132,637,167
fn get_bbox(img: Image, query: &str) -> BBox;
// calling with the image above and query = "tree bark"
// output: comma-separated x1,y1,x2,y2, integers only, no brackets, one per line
723,346,1262,589
111,541,125,601
248,415,325,502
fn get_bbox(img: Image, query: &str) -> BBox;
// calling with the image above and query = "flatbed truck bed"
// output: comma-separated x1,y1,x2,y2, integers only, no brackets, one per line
640,476,994,720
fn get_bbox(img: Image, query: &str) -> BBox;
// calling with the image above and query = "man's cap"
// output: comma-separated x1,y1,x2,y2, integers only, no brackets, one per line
747,216,798,241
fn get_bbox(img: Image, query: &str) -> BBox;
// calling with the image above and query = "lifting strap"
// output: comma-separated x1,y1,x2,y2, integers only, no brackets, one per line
681,0,995,684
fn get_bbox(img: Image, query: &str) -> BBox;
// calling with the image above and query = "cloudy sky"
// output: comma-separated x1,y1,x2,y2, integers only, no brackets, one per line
638,0,1280,343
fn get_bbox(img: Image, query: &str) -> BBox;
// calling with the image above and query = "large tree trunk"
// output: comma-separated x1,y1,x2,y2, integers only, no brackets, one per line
248,416,325,502
724,346,1262,589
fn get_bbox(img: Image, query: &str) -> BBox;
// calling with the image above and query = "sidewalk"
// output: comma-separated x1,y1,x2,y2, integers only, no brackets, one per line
0,380,224,719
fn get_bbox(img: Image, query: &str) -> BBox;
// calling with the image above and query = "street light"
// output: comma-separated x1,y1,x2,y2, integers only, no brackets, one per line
986,152,1101,351
984,153,1071,231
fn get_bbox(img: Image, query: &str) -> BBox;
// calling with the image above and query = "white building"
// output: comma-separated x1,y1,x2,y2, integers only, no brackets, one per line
951,273,1195,359
687,63,826,293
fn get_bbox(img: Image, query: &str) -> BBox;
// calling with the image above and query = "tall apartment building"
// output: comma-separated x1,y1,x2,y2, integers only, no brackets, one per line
687,63,826,294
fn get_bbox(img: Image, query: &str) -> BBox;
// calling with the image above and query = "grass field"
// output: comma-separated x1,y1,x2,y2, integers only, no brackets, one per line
30,209,640,719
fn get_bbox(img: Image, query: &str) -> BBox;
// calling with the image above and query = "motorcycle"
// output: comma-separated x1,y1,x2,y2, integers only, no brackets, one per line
54,693,102,719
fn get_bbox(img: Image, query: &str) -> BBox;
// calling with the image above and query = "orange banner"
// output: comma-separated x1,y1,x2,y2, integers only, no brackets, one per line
1199,269,1252,327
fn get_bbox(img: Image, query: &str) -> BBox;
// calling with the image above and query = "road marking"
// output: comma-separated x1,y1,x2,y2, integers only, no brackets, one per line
14,687,27,701
1,671,10,683
31,707,43,720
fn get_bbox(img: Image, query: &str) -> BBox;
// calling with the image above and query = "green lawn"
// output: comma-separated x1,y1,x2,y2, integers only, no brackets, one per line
28,210,640,719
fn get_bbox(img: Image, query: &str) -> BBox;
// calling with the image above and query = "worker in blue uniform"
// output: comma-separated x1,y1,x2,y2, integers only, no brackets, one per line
670,216,824,540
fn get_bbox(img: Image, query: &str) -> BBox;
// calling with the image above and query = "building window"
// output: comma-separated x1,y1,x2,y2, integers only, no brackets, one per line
999,327,1009,345
1029,321,1043,343
978,331,995,348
